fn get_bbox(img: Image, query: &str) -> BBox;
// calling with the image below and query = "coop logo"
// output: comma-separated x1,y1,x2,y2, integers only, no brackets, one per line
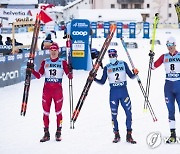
0,70,19,81
72,31,88,36
27,10,32,16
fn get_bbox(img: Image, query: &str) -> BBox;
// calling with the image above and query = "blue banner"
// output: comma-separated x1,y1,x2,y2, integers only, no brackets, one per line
143,22,150,39
129,22,136,38
116,22,123,38
104,22,110,38
91,22,97,38
71,19,92,70
0,50,49,87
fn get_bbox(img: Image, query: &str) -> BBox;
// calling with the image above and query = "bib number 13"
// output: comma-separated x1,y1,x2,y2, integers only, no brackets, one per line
49,69,56,76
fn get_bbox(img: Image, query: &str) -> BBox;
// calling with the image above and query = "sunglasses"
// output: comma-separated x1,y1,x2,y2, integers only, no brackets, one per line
166,43,175,47
109,54,116,58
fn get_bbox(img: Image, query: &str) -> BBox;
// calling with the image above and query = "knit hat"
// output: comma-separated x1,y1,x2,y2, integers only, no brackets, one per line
108,49,117,57
50,42,59,50
166,37,176,46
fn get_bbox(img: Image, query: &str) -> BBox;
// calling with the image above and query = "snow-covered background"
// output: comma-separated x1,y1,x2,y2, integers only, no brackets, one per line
1,28,180,154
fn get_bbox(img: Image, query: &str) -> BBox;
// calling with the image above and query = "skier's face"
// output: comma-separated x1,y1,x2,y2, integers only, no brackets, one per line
166,43,176,55
49,49,59,59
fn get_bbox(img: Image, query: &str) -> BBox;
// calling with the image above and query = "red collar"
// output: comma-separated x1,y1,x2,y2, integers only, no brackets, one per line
50,57,59,62
169,51,178,56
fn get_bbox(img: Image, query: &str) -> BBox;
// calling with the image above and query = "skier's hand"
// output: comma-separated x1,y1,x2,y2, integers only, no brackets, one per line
68,64,73,72
27,62,34,70
149,50,155,57
26,68,32,74
89,71,97,80
132,68,139,75
68,72,73,79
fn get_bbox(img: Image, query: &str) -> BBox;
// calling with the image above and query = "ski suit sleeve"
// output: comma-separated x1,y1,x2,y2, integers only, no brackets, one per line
124,62,136,79
94,66,107,84
152,54,164,70
31,60,45,79
62,60,73,79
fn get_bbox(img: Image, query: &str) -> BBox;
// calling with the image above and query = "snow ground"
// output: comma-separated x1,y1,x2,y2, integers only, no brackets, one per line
1,29,180,154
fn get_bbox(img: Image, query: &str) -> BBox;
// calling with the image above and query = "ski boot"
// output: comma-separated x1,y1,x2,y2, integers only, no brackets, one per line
112,131,120,143
40,127,50,142
166,129,176,144
55,127,62,141
126,130,136,144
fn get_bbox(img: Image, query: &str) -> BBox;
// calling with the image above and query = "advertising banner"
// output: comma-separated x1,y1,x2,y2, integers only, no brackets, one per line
143,22,150,39
91,22,97,38
116,22,123,38
71,19,92,70
129,22,136,38
104,22,110,38
0,50,49,87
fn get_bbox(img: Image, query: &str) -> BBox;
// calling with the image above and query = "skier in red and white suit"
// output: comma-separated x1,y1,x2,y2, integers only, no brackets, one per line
31,42,73,142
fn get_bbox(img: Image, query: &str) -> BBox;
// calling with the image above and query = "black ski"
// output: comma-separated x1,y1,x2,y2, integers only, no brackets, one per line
20,14,41,116
175,2,180,23
71,24,116,123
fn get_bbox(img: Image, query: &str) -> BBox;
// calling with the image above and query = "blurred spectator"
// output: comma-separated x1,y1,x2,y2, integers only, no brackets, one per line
50,21,58,39
0,35,3,45
5,37,12,45
41,33,53,50
0,23,2,34
15,39,23,46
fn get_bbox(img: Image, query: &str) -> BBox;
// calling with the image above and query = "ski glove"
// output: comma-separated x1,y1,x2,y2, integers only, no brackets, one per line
27,62,34,69
149,50,155,57
132,68,139,75
68,73,73,79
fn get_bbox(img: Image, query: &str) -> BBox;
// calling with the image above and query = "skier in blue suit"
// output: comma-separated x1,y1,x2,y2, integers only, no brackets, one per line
94,49,138,144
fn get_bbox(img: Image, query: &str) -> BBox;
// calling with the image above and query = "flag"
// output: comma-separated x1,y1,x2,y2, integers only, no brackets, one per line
39,10,52,24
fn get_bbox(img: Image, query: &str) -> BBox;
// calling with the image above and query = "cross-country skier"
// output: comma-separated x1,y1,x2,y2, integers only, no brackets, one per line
150,36,180,143
94,49,138,144
28,42,73,142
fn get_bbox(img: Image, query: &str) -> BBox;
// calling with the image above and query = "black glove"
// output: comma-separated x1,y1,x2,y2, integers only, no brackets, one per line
27,62,34,69
149,51,155,57
89,70,97,80
68,64,73,72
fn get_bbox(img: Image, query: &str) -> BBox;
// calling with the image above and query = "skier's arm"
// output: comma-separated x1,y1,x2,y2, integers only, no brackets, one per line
124,62,137,79
62,60,73,79
151,54,164,69
94,66,107,84
31,60,45,79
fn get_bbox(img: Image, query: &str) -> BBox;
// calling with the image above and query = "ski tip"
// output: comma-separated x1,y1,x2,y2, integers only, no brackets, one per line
110,24,116,32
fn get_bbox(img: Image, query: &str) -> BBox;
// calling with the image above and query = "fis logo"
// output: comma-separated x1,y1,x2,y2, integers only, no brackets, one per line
73,22,78,27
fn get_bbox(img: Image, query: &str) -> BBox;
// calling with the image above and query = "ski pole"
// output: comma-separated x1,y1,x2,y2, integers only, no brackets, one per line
66,34,74,129
120,37,157,122
144,13,159,112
